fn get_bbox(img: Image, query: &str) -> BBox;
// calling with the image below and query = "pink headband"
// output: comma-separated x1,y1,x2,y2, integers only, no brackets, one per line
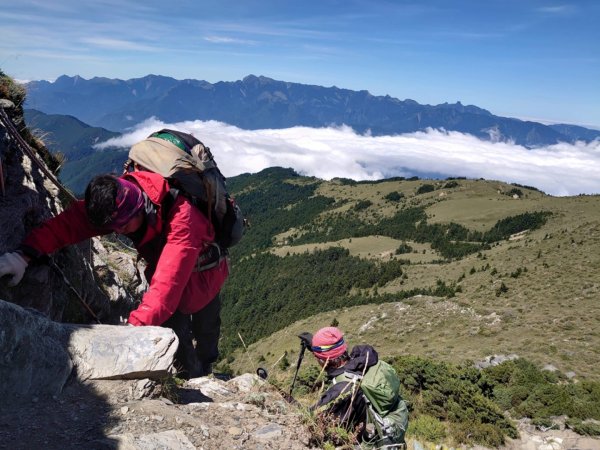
110,178,144,229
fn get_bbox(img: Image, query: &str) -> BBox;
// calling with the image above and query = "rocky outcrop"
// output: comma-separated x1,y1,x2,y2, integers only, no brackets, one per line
0,97,106,320
1,280,311,448
0,299,73,401
66,323,177,380
474,353,519,369
82,237,146,320
0,300,178,402
0,78,138,323
0,372,314,450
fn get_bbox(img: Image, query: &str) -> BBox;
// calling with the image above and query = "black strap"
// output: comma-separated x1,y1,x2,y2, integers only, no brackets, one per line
161,187,225,272
161,188,179,223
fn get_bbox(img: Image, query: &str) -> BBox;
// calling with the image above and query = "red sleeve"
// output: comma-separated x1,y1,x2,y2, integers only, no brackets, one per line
22,200,108,256
128,197,213,326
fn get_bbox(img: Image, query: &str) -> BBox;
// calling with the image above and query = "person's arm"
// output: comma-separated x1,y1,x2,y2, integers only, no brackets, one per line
128,198,213,326
315,380,353,410
20,200,109,259
1,200,108,286
315,379,368,428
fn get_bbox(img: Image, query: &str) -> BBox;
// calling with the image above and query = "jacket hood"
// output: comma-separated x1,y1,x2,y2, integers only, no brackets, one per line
327,344,379,377
123,171,170,206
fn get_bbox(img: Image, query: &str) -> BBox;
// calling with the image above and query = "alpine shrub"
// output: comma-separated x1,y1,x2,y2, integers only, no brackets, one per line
384,191,404,202
407,414,446,442
416,184,435,195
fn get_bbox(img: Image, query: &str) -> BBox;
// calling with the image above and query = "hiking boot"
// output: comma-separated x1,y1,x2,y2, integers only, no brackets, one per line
199,363,213,377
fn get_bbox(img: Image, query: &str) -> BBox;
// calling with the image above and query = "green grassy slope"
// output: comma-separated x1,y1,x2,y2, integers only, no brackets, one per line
223,169,600,380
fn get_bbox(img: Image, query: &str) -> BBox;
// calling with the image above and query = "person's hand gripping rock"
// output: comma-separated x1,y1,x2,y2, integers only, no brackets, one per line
0,252,29,286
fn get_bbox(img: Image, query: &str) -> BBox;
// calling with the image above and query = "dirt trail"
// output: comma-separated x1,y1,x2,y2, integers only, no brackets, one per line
0,374,313,450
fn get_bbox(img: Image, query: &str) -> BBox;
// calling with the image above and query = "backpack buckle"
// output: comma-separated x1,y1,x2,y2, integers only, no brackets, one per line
193,243,225,272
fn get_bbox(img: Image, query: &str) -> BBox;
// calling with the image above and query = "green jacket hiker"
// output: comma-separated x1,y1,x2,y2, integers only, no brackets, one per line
308,327,409,449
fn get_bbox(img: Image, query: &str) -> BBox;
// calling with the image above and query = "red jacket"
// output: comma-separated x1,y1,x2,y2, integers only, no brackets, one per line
22,171,229,326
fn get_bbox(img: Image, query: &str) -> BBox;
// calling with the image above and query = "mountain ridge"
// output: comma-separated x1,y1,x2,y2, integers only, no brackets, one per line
25,74,600,148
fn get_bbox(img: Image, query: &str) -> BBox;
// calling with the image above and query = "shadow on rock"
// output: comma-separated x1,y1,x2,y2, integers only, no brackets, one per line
0,300,178,450
0,380,119,450
176,388,213,405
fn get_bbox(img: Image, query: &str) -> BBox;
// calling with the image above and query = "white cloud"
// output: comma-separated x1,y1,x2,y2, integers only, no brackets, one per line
536,5,575,15
81,37,160,52
95,119,600,196
203,35,256,45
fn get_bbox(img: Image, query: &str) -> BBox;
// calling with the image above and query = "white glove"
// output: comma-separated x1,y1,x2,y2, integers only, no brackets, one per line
0,252,29,286
119,315,135,326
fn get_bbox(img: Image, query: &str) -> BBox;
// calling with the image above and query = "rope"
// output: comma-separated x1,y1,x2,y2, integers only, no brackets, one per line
0,156,4,196
0,105,143,323
0,106,104,322
50,261,102,324
0,106,77,202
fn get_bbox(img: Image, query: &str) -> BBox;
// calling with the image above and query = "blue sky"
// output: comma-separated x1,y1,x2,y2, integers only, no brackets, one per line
1,0,599,128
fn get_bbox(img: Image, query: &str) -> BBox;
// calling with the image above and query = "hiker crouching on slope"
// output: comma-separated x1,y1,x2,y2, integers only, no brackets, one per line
0,168,227,379
307,327,409,449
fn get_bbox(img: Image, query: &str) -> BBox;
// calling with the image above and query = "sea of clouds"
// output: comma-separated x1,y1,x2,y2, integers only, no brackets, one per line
95,118,600,197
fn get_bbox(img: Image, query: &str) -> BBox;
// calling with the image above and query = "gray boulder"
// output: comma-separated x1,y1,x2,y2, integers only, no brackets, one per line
474,353,519,369
0,300,178,403
66,323,178,380
0,299,72,401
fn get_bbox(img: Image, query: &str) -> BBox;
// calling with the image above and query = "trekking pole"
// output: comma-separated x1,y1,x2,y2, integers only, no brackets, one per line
290,332,313,397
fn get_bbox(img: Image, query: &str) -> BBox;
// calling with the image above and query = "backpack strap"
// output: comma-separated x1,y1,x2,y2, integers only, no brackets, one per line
161,187,227,272
161,188,179,223
334,371,362,384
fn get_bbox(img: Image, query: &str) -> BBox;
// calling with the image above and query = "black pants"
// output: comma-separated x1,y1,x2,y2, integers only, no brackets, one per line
162,293,221,378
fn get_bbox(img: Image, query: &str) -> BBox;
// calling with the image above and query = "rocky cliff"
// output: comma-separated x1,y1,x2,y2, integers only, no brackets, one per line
0,73,139,322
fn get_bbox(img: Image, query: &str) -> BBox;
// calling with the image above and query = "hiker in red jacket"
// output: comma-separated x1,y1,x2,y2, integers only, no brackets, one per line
0,170,228,378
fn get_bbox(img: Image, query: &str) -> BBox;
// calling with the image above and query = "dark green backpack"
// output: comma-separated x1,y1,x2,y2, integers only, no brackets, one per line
335,360,409,447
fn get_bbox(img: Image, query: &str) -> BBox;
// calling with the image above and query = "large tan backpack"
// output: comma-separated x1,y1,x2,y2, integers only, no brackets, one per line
126,129,245,248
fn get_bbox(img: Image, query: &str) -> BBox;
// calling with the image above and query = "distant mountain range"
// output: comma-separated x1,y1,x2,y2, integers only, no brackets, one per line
25,74,600,148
